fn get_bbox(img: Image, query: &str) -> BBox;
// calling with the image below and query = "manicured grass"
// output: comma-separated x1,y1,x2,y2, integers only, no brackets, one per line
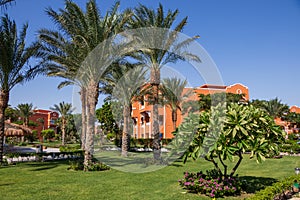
0,155,299,200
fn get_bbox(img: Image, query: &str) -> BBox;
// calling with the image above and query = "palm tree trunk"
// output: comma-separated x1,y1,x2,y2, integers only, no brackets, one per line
84,80,99,171
0,89,9,164
151,67,161,161
121,105,130,157
172,110,177,131
62,117,66,146
80,87,87,151
151,68,161,160
25,118,29,127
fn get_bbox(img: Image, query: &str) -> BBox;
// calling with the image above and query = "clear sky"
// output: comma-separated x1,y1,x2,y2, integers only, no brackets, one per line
5,0,300,110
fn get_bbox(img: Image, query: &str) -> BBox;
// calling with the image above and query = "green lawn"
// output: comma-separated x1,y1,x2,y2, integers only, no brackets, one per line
0,155,299,200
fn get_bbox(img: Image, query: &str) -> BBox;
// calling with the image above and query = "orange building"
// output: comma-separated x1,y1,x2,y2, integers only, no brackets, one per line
29,109,59,139
131,83,249,139
275,105,300,134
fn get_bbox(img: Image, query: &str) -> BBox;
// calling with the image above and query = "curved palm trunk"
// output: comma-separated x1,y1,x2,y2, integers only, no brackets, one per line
80,87,87,151
84,80,99,171
151,67,161,161
121,105,131,157
0,89,9,164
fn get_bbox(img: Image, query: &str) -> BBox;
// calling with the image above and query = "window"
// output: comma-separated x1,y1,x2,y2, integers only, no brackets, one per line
50,118,56,125
140,96,145,108
132,118,137,126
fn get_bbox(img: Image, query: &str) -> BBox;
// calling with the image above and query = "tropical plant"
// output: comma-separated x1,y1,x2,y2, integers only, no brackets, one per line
56,114,78,143
41,128,55,141
38,0,132,169
183,103,285,179
178,169,242,198
160,77,188,131
129,3,200,160
285,112,300,128
0,15,41,163
0,0,15,10
254,98,289,119
64,114,79,143
4,105,17,121
250,99,267,109
181,100,199,116
50,102,74,145
198,92,246,111
111,65,147,156
15,103,35,126
96,102,119,139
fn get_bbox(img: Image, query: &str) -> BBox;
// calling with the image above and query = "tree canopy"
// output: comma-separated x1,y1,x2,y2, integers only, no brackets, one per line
183,103,285,178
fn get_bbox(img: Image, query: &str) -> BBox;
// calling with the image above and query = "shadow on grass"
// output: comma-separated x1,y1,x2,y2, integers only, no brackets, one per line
0,183,15,187
240,176,277,194
24,161,68,171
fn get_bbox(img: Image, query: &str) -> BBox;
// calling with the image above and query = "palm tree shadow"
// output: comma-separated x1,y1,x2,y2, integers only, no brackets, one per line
0,183,15,187
25,161,62,171
240,176,277,193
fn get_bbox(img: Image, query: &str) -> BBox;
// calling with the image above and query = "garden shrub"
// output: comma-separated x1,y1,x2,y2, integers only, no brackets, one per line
247,175,300,200
59,145,81,152
178,169,242,198
68,158,110,171
41,129,55,141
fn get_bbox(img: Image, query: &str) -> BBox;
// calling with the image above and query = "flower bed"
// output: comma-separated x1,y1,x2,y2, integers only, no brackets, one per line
178,169,242,198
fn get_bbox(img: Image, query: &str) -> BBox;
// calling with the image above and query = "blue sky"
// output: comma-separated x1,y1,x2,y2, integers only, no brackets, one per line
5,0,300,110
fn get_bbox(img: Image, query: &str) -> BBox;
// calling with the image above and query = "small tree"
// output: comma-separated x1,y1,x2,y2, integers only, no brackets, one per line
50,102,74,145
96,102,119,138
15,103,35,126
183,103,285,178
41,129,55,141
160,78,188,131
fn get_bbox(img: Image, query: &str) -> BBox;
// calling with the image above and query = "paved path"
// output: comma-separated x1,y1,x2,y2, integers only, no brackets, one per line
4,145,60,153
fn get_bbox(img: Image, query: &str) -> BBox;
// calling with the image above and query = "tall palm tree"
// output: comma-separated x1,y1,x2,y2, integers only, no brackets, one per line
160,78,188,131
130,4,200,160
50,102,74,146
0,15,41,163
111,65,146,157
38,0,132,169
38,32,87,150
15,103,35,126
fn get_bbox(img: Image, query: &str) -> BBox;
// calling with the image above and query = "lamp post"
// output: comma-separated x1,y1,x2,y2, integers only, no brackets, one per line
295,167,300,175
293,168,300,195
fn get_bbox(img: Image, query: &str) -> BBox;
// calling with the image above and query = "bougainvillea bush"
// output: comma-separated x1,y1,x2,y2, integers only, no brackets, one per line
178,169,242,198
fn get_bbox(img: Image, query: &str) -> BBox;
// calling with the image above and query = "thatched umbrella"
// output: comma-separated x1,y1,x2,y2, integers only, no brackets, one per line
4,121,32,137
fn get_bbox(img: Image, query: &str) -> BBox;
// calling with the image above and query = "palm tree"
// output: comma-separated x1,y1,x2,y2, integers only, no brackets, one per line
15,103,35,127
0,15,41,163
160,78,188,131
0,0,15,10
261,98,289,119
38,33,87,150
111,65,147,157
129,4,200,160
50,102,74,146
38,0,132,169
